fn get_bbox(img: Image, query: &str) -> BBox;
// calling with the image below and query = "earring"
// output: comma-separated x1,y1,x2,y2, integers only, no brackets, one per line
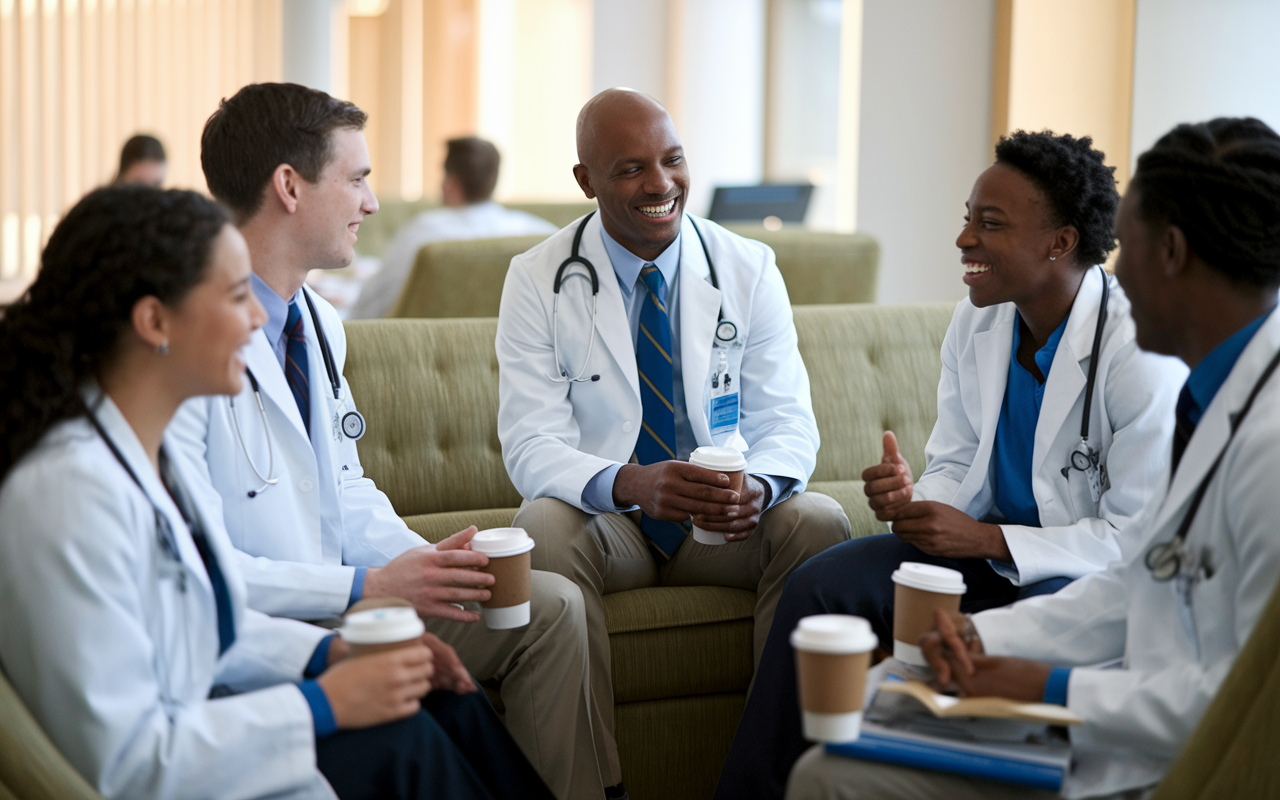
1049,256,1057,261
157,341,170,356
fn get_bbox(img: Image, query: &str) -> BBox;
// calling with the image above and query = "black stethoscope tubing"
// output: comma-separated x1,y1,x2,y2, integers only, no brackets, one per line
554,210,723,319
1062,265,1111,477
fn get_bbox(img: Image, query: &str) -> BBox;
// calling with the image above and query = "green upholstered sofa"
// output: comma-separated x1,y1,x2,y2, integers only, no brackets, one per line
388,225,880,318
6,303,1279,799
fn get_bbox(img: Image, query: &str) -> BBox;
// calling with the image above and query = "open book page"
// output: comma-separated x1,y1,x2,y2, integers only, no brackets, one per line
878,680,1082,725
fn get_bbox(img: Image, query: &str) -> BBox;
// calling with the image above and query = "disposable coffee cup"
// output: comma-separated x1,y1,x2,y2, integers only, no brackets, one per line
891,562,966,667
688,446,748,546
339,601,425,657
471,528,536,629
791,614,878,743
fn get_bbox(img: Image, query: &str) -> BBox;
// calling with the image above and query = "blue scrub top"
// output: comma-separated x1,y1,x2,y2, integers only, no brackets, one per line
992,313,1069,527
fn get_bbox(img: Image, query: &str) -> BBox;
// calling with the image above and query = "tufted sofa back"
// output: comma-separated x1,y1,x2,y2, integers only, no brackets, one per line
343,302,954,520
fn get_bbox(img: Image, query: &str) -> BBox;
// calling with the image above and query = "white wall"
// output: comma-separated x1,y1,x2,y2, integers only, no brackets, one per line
1131,0,1280,164
856,0,995,305
592,0,668,100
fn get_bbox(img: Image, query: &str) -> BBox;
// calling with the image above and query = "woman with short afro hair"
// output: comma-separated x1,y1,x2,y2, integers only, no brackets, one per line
714,130,1190,800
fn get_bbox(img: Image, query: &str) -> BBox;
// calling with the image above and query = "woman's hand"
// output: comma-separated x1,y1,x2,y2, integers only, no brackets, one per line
888,501,1011,561
920,610,1051,702
862,432,914,518
317,644,434,729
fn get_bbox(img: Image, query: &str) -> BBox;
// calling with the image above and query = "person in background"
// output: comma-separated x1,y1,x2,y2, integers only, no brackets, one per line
170,83,603,800
715,131,1187,800
113,134,168,187
786,116,1280,800
0,185,553,800
348,136,556,319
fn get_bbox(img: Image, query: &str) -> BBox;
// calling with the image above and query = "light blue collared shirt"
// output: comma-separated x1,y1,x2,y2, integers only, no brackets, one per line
249,274,366,607
580,225,792,514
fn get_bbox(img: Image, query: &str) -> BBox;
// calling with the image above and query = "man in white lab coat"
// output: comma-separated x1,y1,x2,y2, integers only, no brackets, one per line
785,117,1280,799
169,83,605,800
496,88,851,796
348,136,556,319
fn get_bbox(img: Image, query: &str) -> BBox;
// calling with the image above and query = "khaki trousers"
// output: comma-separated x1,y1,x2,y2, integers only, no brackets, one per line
423,570,602,800
515,492,851,787
785,745,1152,800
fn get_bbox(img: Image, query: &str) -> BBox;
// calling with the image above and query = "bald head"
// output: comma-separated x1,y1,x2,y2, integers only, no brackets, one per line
572,88,690,262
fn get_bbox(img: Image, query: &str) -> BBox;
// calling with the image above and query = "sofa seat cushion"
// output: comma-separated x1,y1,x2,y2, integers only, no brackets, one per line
807,481,881,539
605,587,756,703
403,509,520,544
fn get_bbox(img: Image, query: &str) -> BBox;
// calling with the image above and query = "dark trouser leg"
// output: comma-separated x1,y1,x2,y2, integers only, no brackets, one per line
712,534,1025,800
421,689,557,800
316,709,494,800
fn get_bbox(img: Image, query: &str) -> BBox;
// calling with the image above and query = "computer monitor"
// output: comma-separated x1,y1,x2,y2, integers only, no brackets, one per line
707,183,814,225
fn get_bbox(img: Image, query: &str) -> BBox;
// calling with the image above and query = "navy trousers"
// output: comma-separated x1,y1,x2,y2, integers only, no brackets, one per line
316,688,555,800
712,533,1072,800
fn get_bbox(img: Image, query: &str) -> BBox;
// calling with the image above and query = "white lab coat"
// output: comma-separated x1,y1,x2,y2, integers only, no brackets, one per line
973,309,1280,798
170,286,425,620
350,200,557,319
0,393,334,800
915,267,1188,585
496,212,819,508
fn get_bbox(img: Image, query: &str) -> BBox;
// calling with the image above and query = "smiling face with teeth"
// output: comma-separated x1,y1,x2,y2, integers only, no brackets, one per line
957,163,1088,339
573,89,690,262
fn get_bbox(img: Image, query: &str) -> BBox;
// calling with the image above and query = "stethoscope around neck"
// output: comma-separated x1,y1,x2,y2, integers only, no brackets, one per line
1060,265,1111,481
230,288,366,498
551,210,733,383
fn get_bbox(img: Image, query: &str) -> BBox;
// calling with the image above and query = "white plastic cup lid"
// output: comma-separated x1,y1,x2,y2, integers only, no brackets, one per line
891,562,967,594
688,446,748,472
340,606,425,645
471,527,536,558
790,614,878,654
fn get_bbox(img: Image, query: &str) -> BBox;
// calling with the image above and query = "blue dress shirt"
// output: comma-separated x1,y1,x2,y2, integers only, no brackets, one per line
1180,309,1273,428
580,226,793,514
249,275,366,608
992,313,1069,528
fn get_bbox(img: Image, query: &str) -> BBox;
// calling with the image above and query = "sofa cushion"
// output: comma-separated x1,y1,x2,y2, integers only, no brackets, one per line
723,225,880,305
390,234,551,318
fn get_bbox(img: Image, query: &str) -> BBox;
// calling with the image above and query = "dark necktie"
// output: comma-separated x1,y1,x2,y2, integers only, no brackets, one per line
284,300,311,435
634,265,686,557
1172,384,1196,476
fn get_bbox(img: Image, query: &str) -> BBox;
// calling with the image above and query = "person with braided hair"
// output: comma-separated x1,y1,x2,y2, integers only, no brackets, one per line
717,130,1187,800
0,185,555,799
784,117,1280,798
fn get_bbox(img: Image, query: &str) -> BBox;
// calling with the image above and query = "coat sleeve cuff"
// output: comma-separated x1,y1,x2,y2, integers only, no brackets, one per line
304,635,334,679
347,567,367,609
298,680,337,738
1043,667,1071,706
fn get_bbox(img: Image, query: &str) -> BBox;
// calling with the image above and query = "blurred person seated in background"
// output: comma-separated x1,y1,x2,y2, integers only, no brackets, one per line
0,184,552,800
348,136,556,319
112,133,167,187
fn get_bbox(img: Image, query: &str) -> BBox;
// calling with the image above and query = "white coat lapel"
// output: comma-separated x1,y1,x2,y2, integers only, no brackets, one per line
244,328,310,447
1150,313,1280,534
679,217,721,445
581,214,640,398
965,311,1015,503
1032,270,1100,477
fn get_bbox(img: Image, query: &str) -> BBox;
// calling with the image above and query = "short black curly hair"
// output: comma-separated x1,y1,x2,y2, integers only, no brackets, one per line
995,130,1119,267
1131,117,1280,287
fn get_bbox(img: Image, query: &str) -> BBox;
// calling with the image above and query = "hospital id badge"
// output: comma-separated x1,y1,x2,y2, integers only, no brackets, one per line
710,392,739,437
1085,463,1107,504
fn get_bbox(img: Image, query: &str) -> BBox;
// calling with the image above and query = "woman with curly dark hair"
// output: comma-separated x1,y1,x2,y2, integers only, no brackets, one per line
0,185,552,800
714,131,1190,800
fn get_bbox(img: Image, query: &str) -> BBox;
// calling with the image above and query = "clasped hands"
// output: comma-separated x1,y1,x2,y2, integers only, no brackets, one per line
614,460,767,541
862,431,1011,562
919,609,1052,704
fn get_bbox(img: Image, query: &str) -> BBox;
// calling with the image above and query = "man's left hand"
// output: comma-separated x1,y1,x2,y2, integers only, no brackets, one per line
888,501,1011,561
692,474,768,541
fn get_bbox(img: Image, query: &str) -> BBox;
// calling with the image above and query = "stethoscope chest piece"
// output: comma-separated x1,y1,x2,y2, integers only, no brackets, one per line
1145,539,1183,582
341,410,366,440
716,321,738,342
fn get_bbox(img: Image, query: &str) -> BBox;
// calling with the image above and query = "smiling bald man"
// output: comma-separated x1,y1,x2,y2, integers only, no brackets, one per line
495,88,851,797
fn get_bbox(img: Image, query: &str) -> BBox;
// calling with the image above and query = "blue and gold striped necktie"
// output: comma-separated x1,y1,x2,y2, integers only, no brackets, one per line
284,300,311,436
635,265,686,556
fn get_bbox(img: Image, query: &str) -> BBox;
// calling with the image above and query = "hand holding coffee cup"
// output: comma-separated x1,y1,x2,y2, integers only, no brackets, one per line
891,562,967,666
687,446,748,545
791,614,878,742
470,528,536,629
339,601,427,657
